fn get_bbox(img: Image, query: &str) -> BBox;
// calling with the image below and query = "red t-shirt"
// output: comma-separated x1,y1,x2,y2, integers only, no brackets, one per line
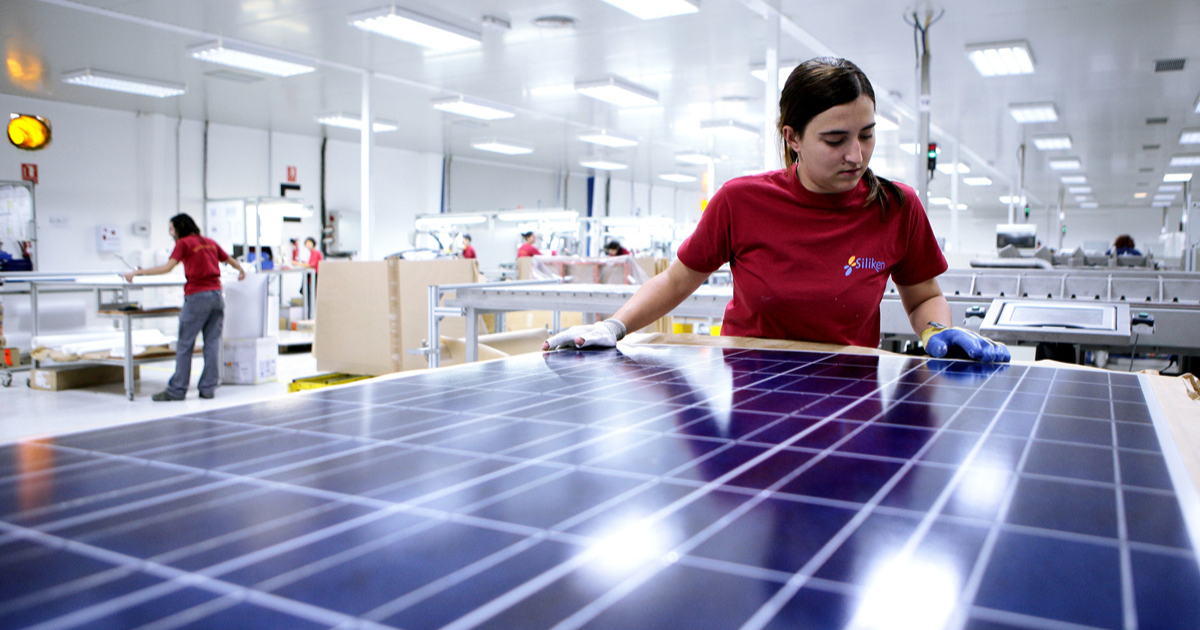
676,170,947,347
517,243,542,257
307,249,324,273
170,234,229,296
462,245,477,259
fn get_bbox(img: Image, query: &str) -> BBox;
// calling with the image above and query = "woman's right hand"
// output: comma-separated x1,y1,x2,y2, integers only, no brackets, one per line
543,319,627,351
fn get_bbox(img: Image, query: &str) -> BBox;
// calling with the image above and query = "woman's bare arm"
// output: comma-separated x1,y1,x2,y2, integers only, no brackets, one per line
612,259,712,331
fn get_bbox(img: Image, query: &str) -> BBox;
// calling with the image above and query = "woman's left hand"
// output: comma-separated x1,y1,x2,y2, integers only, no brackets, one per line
922,325,1010,363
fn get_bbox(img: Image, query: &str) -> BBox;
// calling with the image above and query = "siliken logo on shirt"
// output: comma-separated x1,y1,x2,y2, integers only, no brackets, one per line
844,255,885,276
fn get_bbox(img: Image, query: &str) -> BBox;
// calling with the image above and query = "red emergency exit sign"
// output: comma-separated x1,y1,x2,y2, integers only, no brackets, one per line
21,163,37,184
287,166,297,182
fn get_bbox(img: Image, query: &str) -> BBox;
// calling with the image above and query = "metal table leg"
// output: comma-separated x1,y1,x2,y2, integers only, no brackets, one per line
123,314,134,400
465,306,478,363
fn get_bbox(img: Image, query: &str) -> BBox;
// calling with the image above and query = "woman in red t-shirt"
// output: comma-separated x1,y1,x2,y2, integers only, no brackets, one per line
123,213,246,400
294,237,323,272
546,58,1007,363
517,232,542,258
460,234,477,259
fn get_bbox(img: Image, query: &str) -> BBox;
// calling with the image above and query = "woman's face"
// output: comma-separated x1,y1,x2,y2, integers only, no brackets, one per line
784,94,877,194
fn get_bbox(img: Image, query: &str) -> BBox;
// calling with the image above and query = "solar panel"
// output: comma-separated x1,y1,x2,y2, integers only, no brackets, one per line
2,346,1198,630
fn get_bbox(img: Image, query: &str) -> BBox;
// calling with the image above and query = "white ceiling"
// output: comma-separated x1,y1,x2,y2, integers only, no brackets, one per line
2,0,1199,213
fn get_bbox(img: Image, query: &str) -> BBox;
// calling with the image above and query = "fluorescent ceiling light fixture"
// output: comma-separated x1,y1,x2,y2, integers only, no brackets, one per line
899,143,918,155
700,119,760,138
873,114,900,132
1159,184,1183,192
315,112,398,132
1178,129,1200,144
1074,196,1090,202
61,69,185,98
603,216,672,227
1154,194,1176,201
929,197,953,205
965,40,1035,76
1134,192,1148,199
750,61,799,89
1032,134,1072,150
470,138,533,155
497,210,578,222
1008,102,1058,123
999,195,1021,204
1169,153,1200,167
936,162,970,174
348,6,481,50
575,76,658,107
188,40,314,77
1068,186,1092,194
659,173,697,183
580,159,628,171
1152,201,1172,208
415,214,488,230
597,0,699,20
1079,202,1099,209
578,130,638,148
431,95,515,120
1060,175,1087,184
963,177,992,186
257,199,313,219
1048,157,1082,170
676,150,712,165
1164,173,1194,182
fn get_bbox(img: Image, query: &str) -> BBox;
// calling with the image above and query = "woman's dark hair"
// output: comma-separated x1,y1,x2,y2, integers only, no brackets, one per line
304,237,317,247
605,241,621,251
777,57,904,214
521,231,534,239
169,214,201,238
463,234,471,241
1114,235,1135,250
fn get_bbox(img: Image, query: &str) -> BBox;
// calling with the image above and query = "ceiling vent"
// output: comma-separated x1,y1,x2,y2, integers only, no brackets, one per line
1143,144,1161,150
1154,58,1186,72
1146,117,1169,125
534,15,577,29
1138,167,1154,173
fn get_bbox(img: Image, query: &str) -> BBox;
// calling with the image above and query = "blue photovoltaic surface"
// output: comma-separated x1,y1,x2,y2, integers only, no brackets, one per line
1,345,1198,630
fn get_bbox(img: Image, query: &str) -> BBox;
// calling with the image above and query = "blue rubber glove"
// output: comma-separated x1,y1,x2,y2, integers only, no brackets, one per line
921,323,1011,363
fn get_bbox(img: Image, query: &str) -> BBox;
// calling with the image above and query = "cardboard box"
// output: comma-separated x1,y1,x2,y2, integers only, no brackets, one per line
221,337,278,385
31,365,139,391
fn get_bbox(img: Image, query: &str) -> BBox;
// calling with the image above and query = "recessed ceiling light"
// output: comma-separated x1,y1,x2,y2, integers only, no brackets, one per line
929,197,952,205
1134,192,1148,198
580,159,628,171
1032,134,1072,150
431,95,516,120
61,68,186,98
936,162,970,174
1060,175,1087,184
1154,194,1176,201
1169,153,1200,167
963,177,992,186
1180,129,1200,144
188,40,315,77
1079,202,1099,209
1074,196,1090,202
348,6,481,50
1152,201,1173,208
1008,102,1058,123
965,40,1035,76
1000,195,1021,204
597,0,699,20
676,150,712,165
470,138,533,155
1068,186,1092,194
699,119,760,138
1164,173,1194,182
578,130,638,148
575,76,658,107
1048,157,1082,170
1159,184,1183,192
315,112,398,132
659,173,697,183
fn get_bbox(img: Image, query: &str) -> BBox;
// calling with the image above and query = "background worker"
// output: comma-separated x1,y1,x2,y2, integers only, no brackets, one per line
293,236,323,272
123,213,246,401
605,241,630,256
1108,235,1142,256
517,231,542,257
460,234,477,259
545,57,1008,363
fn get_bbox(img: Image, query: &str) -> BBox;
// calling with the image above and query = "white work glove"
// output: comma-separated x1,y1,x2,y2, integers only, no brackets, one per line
543,319,627,351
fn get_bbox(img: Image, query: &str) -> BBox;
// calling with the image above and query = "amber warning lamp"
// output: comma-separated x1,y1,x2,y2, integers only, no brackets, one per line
8,113,52,151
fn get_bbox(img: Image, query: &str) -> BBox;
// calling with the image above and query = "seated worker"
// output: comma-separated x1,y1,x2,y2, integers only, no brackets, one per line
293,237,324,272
545,57,1008,363
123,213,247,400
605,241,631,256
461,234,477,259
517,232,542,258
1108,235,1142,256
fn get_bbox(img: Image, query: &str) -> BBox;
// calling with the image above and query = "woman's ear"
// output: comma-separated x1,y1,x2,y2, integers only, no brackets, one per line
782,126,803,160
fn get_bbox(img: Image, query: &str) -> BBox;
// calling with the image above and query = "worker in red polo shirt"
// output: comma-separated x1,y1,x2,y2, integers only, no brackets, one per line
124,213,246,400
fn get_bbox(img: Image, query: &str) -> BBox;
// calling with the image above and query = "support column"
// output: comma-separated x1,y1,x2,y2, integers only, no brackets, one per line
764,13,781,172
360,72,373,261
950,140,960,253
915,42,931,209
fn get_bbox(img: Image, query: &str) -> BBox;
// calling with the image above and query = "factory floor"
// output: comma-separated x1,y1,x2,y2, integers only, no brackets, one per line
1,350,320,445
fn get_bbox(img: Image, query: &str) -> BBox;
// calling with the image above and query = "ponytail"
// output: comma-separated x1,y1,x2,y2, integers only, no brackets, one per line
861,168,905,218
